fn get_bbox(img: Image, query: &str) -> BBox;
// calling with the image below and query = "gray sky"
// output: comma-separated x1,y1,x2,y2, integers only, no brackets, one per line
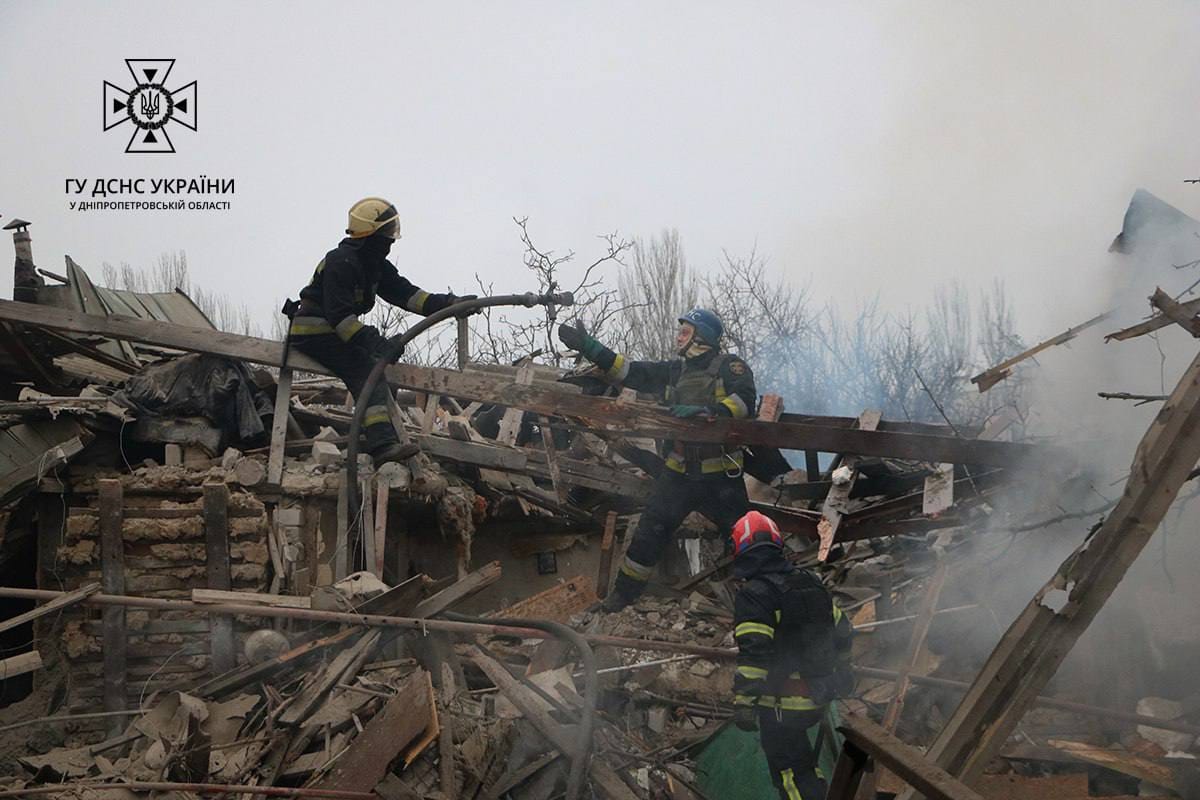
2,1,1199,340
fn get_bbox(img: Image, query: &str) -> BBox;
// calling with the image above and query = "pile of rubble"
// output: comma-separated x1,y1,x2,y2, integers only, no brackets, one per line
4,192,1200,798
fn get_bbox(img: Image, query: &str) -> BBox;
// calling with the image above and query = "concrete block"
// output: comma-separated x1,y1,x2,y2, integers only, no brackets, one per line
164,443,183,466
311,440,342,466
274,506,304,527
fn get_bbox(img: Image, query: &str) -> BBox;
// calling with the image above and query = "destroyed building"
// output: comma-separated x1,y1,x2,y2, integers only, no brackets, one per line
0,193,1199,799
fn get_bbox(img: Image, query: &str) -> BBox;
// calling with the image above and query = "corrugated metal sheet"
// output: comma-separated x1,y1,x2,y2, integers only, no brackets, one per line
0,416,88,507
37,256,215,366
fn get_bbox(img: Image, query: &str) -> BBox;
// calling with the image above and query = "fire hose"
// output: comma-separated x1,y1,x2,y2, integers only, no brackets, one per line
343,291,572,562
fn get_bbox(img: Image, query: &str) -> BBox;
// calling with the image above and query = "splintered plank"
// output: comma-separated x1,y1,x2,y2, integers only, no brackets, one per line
0,298,1045,467
817,410,881,561
267,367,293,485
0,582,99,636
311,668,435,792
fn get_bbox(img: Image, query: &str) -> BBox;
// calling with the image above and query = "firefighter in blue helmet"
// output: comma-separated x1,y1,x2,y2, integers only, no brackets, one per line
287,198,474,466
557,308,755,611
730,510,854,800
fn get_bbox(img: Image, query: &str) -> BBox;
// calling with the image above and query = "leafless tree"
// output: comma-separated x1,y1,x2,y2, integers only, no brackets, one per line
102,250,264,338
617,229,698,360
471,217,633,366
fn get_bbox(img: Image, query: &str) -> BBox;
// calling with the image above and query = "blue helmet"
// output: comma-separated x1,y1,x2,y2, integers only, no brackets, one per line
678,308,723,346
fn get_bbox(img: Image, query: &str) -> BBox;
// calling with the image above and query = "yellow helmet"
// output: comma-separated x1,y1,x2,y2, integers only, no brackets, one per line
346,197,401,239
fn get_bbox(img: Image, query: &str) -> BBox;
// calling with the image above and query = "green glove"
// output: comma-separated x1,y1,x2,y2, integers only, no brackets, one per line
733,706,758,732
670,404,711,418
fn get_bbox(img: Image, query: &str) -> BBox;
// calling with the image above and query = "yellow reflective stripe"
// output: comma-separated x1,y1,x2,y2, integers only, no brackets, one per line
781,769,803,800
607,353,629,381
776,610,782,623
735,622,775,639
664,452,743,474
733,694,757,707
737,665,768,680
335,316,363,342
777,695,820,711
405,290,430,313
719,395,748,417
289,316,334,335
619,555,654,581
363,407,391,427
833,605,845,623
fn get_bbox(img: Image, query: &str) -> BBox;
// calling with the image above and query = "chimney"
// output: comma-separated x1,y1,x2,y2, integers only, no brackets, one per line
4,218,43,302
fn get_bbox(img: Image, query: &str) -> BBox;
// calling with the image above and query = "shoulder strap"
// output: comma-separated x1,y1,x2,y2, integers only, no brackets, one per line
706,352,733,378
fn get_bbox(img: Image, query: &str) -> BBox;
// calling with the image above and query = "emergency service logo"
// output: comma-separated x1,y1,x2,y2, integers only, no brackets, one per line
102,60,197,153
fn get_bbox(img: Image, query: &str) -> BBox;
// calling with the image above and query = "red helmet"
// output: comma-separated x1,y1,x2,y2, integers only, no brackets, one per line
730,510,784,557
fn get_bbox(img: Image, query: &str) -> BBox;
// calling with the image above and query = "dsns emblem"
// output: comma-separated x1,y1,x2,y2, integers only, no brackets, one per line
103,60,197,153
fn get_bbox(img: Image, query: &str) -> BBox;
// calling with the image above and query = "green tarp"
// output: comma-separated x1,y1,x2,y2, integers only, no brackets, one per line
694,706,842,799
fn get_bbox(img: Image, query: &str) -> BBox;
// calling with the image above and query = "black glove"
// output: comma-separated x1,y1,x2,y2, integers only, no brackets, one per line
449,293,478,316
557,323,587,352
379,334,405,362
733,706,758,732
352,324,386,356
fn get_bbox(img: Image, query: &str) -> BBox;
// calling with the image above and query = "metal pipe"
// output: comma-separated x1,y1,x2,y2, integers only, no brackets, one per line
446,611,596,800
0,586,735,658
344,291,573,568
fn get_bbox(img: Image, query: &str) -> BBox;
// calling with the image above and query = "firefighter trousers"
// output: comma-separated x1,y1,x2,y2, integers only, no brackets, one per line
759,706,826,800
291,333,397,454
612,470,748,603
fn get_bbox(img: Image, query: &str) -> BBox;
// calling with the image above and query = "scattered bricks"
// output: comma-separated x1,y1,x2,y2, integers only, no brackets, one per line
314,426,340,442
231,540,270,565
689,659,719,678
311,440,342,466
274,505,304,527
164,443,183,466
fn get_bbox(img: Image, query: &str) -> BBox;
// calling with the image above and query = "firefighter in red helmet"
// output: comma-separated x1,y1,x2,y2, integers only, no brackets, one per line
730,510,854,799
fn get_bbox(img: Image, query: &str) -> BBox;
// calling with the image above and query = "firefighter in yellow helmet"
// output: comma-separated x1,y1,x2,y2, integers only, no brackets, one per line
288,198,474,464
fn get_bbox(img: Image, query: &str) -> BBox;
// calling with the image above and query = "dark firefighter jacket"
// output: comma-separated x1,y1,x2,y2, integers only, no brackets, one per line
290,237,456,350
733,548,854,710
585,343,756,475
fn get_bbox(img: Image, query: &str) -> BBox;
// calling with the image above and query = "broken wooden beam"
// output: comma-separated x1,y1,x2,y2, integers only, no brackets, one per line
836,714,984,800
311,669,435,792
0,650,44,679
0,582,98,636
1150,287,1200,336
971,312,1110,392
904,345,1200,796
0,299,1044,467
1108,294,1200,341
